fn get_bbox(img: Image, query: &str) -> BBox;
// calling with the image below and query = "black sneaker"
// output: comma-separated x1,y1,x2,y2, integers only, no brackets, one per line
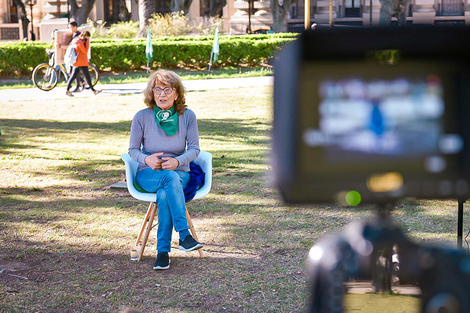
179,235,203,252
153,252,170,270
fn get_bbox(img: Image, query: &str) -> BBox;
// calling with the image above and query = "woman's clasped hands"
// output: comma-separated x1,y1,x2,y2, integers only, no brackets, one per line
145,152,179,171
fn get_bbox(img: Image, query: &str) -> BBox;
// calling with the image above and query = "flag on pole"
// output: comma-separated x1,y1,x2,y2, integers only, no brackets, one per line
209,28,219,71
146,28,153,74
211,28,219,63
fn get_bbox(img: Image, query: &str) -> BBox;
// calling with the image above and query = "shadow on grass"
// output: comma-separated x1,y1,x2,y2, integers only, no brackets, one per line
0,118,268,135
0,117,269,149
0,184,456,246
198,119,270,145
0,117,270,185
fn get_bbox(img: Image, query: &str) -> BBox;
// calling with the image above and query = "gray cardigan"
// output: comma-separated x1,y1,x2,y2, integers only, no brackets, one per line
128,107,200,172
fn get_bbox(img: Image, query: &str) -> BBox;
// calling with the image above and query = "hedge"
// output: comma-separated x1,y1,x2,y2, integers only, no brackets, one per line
0,34,297,77
90,33,298,43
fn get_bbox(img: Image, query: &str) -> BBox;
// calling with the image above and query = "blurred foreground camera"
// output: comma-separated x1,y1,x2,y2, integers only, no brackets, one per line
273,26,470,205
272,26,470,313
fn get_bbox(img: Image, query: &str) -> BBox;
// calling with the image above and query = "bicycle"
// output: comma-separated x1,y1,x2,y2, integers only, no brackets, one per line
32,49,99,91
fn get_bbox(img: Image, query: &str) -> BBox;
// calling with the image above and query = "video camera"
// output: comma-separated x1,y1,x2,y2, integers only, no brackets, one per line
307,217,470,313
272,26,470,313
272,26,470,205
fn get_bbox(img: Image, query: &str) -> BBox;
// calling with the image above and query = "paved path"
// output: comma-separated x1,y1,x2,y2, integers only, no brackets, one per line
0,76,274,102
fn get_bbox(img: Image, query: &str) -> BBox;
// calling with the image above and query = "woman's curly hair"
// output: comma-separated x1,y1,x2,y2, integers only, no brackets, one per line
144,69,187,115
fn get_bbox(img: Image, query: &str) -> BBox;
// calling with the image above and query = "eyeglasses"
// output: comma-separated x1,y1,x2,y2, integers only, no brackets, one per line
152,87,175,95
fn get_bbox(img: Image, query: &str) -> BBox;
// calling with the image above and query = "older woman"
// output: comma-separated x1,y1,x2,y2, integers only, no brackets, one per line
128,69,202,270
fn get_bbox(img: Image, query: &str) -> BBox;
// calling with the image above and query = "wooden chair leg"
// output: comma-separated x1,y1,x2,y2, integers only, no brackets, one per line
134,203,202,260
135,202,153,246
186,209,204,258
136,202,157,261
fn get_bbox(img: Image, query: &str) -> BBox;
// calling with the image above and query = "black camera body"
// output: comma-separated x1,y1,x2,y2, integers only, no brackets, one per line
273,26,470,205
307,218,470,313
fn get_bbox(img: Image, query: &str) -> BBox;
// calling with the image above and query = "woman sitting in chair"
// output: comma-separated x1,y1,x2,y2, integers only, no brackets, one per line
129,69,202,270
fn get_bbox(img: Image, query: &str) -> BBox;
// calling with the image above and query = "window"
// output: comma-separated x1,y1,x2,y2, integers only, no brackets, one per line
337,0,362,17
438,0,464,16
9,0,19,23
104,0,119,24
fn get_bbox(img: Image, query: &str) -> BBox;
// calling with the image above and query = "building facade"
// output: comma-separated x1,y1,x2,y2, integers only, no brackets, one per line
1,0,470,41
287,0,470,31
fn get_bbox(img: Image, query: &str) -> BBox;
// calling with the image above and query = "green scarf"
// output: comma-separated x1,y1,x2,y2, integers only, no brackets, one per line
153,105,178,136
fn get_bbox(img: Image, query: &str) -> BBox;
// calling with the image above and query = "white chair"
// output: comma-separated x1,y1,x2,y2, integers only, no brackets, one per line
121,151,212,260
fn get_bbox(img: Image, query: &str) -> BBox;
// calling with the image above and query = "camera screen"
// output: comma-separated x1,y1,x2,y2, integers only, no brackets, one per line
317,76,444,158
273,29,470,204
291,61,468,203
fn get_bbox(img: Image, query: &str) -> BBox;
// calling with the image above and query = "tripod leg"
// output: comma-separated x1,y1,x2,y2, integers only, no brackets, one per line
458,201,464,249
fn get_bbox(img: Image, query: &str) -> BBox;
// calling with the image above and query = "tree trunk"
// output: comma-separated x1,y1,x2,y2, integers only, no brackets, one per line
69,0,97,25
14,0,29,39
171,0,184,12
379,0,394,25
171,0,193,14
209,0,226,16
119,0,131,21
200,0,227,18
184,0,194,14
271,0,287,32
397,0,411,25
137,0,156,37
271,0,300,32
379,0,410,26
200,0,209,16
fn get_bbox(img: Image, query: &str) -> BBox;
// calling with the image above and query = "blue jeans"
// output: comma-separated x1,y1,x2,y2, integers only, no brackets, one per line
136,169,190,253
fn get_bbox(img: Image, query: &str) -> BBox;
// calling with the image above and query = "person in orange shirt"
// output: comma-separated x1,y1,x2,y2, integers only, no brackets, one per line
65,31,101,97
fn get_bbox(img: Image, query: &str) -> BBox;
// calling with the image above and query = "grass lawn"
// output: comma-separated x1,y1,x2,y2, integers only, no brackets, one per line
0,85,468,312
